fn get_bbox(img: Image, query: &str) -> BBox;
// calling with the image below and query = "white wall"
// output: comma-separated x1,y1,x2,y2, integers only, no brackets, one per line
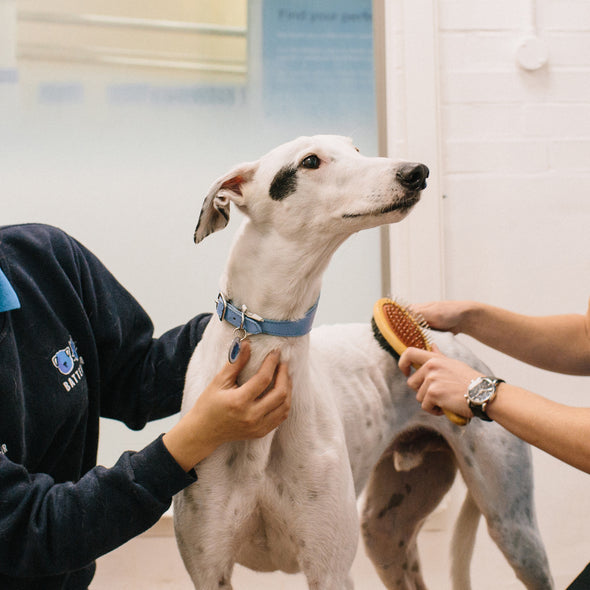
387,0,590,587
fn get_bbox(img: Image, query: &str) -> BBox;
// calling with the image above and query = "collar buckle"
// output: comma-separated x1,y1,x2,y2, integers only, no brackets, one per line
216,292,228,322
215,291,319,338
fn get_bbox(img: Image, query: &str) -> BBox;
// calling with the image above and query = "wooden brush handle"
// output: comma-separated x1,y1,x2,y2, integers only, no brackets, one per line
443,408,469,426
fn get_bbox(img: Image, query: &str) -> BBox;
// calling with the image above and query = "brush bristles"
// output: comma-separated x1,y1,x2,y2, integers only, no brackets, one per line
382,300,432,351
372,297,432,356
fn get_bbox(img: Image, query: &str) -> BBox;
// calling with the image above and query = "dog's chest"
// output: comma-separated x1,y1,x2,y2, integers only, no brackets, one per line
234,497,302,574
206,431,350,573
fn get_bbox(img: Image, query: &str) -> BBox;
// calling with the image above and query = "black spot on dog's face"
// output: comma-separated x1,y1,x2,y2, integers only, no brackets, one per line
269,165,298,201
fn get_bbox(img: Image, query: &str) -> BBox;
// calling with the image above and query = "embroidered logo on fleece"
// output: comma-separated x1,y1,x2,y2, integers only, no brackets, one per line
52,337,85,392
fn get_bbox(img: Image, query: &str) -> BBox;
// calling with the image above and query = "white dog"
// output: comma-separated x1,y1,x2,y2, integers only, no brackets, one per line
174,135,553,590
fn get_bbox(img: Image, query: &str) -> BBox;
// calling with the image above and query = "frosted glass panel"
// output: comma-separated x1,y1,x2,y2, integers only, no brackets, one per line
1,0,379,466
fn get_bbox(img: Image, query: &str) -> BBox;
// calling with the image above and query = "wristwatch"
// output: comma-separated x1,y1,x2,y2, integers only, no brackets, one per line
465,376,505,422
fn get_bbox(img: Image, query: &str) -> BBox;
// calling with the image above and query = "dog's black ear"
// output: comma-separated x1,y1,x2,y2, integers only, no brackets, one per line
194,162,257,244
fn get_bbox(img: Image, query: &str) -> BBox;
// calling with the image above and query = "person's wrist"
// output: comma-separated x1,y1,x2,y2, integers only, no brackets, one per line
458,301,481,336
163,418,218,472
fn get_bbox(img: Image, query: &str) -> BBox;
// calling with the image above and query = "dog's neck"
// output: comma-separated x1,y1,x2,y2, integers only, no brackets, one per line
221,220,345,323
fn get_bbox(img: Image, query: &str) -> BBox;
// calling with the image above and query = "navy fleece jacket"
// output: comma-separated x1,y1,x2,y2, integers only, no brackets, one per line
0,224,209,589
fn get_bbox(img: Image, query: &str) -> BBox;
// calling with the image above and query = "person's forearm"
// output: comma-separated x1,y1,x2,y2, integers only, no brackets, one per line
460,302,590,375
486,383,590,473
0,438,194,577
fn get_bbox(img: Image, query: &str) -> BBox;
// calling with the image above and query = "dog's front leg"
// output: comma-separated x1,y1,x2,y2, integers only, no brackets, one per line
305,573,355,590
295,467,359,590
173,457,242,590
299,514,358,590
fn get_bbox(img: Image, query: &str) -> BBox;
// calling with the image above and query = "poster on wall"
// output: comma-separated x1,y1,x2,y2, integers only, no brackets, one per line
256,0,381,325
261,0,376,139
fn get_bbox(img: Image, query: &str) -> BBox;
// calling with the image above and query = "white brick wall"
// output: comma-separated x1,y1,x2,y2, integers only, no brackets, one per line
431,1,590,586
438,0,530,31
437,0,590,294
541,0,590,31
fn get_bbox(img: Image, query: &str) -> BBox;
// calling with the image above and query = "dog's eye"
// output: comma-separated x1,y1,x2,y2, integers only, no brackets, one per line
300,155,321,170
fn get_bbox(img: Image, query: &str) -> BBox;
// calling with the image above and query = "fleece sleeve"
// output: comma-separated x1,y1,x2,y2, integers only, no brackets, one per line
68,234,211,429
0,436,196,577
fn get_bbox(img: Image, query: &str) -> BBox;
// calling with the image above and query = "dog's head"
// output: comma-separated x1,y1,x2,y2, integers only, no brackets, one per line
194,135,428,244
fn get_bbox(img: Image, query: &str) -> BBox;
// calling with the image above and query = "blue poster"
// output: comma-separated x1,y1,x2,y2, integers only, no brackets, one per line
262,0,376,132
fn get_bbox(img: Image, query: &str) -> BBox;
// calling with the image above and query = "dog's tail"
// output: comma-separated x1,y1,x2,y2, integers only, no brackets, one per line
450,491,481,590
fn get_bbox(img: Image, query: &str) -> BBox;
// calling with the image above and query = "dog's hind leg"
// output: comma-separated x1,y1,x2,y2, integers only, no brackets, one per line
484,517,553,590
450,492,480,590
452,424,553,590
361,428,457,590
466,472,553,588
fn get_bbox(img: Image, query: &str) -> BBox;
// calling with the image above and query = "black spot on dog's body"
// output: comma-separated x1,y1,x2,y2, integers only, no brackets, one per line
183,490,199,515
269,166,298,201
377,493,405,519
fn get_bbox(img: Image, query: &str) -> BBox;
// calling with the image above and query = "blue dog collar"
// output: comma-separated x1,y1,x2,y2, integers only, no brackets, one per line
215,292,319,338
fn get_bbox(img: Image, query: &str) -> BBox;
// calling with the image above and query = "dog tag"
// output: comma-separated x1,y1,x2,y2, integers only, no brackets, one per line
228,337,242,364
228,328,247,364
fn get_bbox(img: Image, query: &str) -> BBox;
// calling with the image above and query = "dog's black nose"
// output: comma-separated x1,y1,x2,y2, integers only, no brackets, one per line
396,163,430,191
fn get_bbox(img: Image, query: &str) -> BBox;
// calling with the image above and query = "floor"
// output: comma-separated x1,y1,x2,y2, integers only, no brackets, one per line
89,485,579,590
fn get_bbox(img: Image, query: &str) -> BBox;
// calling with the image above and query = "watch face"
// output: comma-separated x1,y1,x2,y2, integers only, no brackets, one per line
469,378,494,404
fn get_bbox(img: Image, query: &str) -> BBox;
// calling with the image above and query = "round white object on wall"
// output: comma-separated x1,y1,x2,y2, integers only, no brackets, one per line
516,36,549,71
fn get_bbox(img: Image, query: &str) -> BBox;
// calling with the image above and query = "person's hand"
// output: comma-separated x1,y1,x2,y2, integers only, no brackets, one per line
409,301,472,334
399,346,481,419
163,340,291,471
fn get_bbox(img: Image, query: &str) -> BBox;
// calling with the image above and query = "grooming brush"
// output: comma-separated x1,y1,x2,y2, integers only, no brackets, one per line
372,297,469,426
